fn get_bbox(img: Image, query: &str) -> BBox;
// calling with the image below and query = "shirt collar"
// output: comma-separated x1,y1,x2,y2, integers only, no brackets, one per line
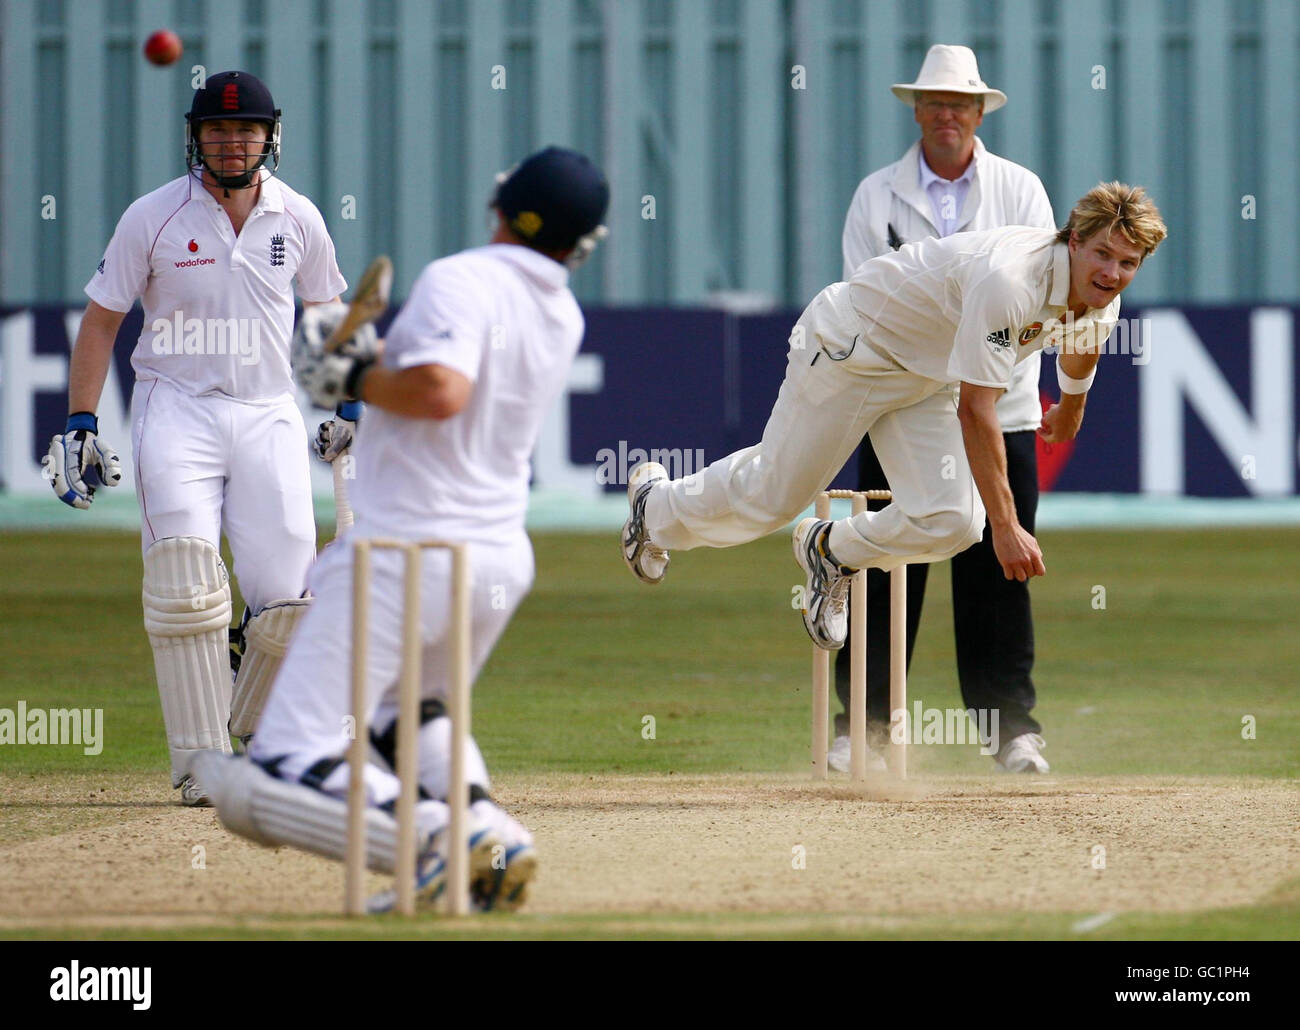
191,168,282,213
917,142,979,189
484,242,571,290
1048,241,1070,307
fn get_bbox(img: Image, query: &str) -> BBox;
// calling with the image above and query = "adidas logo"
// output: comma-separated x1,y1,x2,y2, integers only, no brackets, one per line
985,327,1011,348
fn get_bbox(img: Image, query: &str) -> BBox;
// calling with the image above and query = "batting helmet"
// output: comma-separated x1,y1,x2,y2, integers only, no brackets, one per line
491,147,609,265
185,70,281,188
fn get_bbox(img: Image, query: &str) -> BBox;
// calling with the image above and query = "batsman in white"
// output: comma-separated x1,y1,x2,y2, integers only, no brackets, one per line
193,147,610,911
47,71,347,805
623,184,1167,659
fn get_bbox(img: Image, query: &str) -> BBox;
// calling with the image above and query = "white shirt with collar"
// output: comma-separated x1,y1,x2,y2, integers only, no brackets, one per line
352,243,586,542
841,137,1056,431
86,171,346,404
848,226,1120,390
918,148,976,238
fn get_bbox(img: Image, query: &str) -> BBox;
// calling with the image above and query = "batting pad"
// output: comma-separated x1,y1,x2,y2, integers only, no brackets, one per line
142,536,234,785
191,751,447,874
230,598,311,740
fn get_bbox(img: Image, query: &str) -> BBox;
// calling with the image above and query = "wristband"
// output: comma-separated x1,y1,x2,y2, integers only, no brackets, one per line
1057,362,1095,396
337,400,363,422
343,357,375,401
66,411,98,433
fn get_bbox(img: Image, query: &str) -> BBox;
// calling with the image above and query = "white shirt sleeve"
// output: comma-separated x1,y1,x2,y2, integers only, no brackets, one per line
84,202,152,312
946,269,1035,389
841,179,881,280
292,202,347,302
383,258,488,382
1020,173,1056,232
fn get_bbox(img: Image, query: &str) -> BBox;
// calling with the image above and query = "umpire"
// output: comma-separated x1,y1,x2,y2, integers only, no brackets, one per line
832,45,1054,773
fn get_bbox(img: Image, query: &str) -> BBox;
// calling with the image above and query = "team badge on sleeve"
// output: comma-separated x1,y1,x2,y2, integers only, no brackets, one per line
1018,322,1043,345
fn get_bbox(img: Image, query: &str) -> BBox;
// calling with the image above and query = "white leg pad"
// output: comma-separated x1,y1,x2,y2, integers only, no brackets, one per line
230,598,311,740
143,536,234,785
191,751,447,875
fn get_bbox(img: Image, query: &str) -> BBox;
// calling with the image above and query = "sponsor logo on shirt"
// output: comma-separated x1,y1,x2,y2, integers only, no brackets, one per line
188,239,200,253
174,257,216,268
985,327,1011,349
270,234,285,266
96,259,105,275
1018,322,1043,345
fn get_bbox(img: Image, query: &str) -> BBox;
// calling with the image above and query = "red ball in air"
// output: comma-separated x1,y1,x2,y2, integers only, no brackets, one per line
143,30,183,67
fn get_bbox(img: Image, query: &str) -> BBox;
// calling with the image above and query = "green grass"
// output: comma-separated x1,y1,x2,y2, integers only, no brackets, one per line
5,895,1298,940
2,527,1297,778
2,526,1297,941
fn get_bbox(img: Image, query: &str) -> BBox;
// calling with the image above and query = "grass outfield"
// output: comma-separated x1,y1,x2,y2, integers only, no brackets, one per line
1,526,1297,939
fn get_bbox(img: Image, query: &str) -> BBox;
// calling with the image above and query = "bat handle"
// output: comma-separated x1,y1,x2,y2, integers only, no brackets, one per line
332,447,355,536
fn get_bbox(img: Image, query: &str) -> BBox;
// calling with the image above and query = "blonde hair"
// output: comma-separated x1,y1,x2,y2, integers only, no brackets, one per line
1055,182,1167,258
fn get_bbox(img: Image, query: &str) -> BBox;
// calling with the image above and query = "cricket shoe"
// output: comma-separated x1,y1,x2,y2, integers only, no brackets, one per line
995,733,1050,773
469,800,539,912
827,734,887,774
366,819,502,914
178,773,212,807
622,461,671,584
793,518,855,650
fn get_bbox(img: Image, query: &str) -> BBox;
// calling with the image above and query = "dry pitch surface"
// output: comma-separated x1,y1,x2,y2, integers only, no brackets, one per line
2,770,1296,936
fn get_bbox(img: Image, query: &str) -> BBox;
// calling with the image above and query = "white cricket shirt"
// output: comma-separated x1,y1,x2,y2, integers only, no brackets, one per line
841,139,1058,431
85,172,346,403
847,226,1120,390
352,244,585,541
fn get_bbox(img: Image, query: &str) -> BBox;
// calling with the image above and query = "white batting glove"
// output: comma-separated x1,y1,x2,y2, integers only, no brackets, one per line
45,413,122,509
292,303,379,409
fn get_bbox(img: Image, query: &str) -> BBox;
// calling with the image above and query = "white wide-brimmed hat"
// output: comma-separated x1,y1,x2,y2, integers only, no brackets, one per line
891,44,1007,112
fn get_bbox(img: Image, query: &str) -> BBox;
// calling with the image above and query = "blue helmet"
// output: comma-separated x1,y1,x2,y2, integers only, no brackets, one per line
492,147,609,261
185,70,281,188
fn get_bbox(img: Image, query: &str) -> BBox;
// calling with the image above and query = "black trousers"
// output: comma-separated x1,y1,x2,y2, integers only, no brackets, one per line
834,429,1042,742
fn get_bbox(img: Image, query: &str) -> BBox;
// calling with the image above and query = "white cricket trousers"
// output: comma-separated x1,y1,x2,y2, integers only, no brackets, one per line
249,530,534,803
644,283,986,570
130,378,317,611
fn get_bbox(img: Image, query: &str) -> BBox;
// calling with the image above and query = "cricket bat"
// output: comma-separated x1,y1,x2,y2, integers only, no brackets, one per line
329,255,393,536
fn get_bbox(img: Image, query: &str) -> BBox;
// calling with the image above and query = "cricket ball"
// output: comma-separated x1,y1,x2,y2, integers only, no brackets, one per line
143,30,183,67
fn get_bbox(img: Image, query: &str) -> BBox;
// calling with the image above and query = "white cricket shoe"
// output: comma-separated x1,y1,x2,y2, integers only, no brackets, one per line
469,800,538,912
622,462,670,584
827,734,887,773
178,774,212,807
996,733,1050,773
793,518,854,649
366,810,503,915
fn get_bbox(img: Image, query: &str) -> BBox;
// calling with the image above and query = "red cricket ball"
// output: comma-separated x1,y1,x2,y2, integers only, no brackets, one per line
143,30,183,67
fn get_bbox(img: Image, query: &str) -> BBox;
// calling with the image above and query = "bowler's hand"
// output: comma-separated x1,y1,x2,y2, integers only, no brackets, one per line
1037,401,1086,444
991,523,1046,581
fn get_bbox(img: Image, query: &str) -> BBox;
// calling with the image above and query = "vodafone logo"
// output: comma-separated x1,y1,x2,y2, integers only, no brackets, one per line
175,239,212,268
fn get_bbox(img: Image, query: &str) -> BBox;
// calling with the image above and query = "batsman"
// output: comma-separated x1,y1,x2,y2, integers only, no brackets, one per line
195,147,610,911
49,71,347,805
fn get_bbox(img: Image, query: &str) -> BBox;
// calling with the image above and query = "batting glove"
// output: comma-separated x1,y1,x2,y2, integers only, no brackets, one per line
314,401,362,462
292,303,379,409
46,412,123,509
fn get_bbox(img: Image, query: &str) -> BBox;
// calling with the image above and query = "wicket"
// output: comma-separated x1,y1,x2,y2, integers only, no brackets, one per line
345,538,471,916
811,490,907,780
